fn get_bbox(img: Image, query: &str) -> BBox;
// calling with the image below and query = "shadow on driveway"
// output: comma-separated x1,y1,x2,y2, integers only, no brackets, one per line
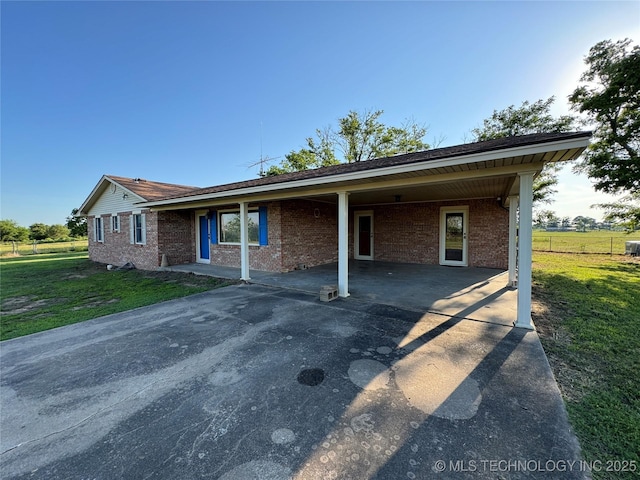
0,283,586,479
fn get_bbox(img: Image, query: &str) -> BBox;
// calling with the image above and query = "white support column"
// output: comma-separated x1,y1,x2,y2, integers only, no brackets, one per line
515,172,535,330
240,201,250,281
508,195,519,287
337,191,350,297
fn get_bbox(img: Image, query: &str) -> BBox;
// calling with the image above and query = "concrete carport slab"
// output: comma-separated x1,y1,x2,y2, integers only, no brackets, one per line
0,284,586,479
168,260,518,326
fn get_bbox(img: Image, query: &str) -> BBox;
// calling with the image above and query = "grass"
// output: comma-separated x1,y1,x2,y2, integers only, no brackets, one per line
1,239,89,256
2,249,637,475
532,230,636,254
532,252,640,479
0,252,235,341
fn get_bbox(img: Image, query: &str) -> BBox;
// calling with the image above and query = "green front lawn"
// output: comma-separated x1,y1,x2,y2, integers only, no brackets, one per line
532,252,640,479
0,252,234,341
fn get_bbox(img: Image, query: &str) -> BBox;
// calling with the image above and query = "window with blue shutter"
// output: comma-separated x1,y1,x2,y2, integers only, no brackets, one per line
259,206,268,246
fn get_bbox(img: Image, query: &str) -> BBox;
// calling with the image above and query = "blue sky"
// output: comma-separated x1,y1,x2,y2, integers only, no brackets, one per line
2,1,638,226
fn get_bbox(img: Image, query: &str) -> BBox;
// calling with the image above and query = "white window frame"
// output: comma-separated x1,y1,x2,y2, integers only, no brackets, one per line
94,217,104,243
130,213,146,245
218,209,259,245
111,215,120,233
439,206,469,267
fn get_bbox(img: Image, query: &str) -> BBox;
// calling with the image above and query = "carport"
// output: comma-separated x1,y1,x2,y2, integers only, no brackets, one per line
141,132,591,330
150,132,591,330
167,260,516,326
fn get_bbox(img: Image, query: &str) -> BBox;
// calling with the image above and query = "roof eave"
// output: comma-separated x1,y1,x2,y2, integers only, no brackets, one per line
77,175,148,216
139,135,590,209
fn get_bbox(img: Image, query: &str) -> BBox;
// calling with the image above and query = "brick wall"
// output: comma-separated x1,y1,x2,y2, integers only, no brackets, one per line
468,199,509,269
280,199,338,271
157,210,195,266
370,203,440,264
367,200,508,269
88,210,159,270
89,198,509,273
210,203,284,272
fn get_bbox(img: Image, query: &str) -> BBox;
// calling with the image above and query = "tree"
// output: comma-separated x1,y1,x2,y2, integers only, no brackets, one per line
569,38,640,194
472,98,576,141
593,192,640,232
335,110,429,163
573,216,597,232
29,223,49,241
0,220,29,242
471,97,577,205
66,208,88,238
264,110,429,176
533,210,559,228
47,224,70,240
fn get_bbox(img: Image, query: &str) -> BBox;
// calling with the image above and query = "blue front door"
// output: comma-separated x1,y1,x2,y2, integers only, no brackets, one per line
199,215,210,260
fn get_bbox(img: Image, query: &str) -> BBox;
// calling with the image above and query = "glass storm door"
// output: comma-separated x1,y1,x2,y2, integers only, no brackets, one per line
440,207,468,266
354,211,374,260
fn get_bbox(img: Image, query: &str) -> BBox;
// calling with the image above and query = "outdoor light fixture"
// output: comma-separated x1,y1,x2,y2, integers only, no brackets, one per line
122,193,128,200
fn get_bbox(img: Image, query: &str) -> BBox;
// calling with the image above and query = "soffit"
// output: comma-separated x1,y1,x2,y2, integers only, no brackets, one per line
141,143,586,211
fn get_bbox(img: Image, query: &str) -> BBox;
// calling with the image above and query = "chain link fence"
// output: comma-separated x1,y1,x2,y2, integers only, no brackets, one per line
532,235,635,254
1,240,88,256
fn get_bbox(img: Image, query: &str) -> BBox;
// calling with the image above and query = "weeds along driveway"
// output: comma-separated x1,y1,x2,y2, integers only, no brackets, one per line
0,284,585,479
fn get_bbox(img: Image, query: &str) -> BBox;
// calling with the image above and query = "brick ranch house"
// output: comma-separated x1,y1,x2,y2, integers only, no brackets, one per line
78,131,591,329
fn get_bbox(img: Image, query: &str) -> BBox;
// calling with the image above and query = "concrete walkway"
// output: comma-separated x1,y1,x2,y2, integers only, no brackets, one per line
166,261,517,326
0,284,586,479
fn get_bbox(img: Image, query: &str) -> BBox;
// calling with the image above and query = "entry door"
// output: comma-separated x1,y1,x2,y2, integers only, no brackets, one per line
197,212,210,263
354,211,374,260
440,207,468,266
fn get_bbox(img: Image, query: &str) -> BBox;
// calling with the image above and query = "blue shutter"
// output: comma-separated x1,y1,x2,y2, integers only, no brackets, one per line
259,206,268,246
209,211,218,244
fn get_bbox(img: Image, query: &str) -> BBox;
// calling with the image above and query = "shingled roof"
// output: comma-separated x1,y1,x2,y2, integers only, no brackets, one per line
153,131,591,201
107,175,199,201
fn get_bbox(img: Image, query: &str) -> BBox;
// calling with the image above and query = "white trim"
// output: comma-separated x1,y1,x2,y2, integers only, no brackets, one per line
111,214,120,233
130,213,146,245
338,192,350,297
515,172,535,329
508,196,519,287
195,210,210,264
240,202,250,281
217,208,259,246
78,175,146,215
94,217,104,243
139,136,590,209
354,210,374,260
439,206,469,266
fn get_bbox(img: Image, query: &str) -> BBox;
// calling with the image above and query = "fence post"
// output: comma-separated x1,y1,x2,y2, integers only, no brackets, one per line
32,241,38,254
549,236,552,252
611,237,613,255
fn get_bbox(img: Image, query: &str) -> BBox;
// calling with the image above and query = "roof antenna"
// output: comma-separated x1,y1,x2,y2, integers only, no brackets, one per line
244,121,281,176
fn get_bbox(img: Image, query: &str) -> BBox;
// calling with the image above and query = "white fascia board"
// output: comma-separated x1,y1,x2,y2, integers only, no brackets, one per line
78,175,147,216
77,175,111,215
140,136,590,209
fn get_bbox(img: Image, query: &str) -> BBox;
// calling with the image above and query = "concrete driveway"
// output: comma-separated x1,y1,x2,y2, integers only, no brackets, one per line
1,284,586,479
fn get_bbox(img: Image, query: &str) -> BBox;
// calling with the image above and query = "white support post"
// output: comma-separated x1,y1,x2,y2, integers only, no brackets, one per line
240,202,250,281
508,195,519,287
337,191,350,297
515,172,535,330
